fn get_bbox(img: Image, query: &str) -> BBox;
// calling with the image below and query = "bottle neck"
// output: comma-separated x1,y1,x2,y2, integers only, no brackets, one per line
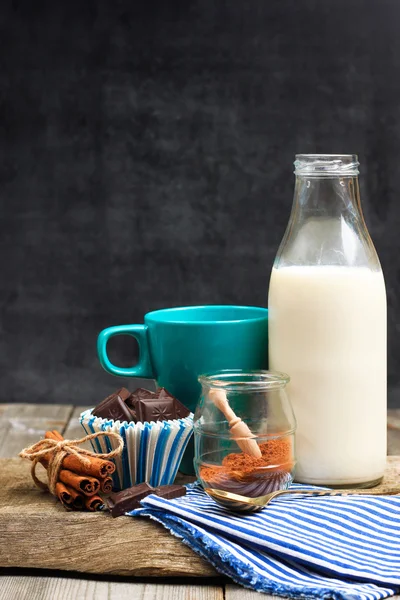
293,175,362,221
274,171,380,270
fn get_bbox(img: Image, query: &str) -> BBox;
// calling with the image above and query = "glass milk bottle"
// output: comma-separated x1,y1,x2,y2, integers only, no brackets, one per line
268,154,386,487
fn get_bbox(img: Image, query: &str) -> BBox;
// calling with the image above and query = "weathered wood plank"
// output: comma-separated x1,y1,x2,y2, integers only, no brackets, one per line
225,585,271,599
0,576,224,600
106,582,223,600
62,406,91,439
0,404,73,458
2,457,400,578
0,575,107,600
0,458,216,578
62,406,92,451
388,408,400,455
0,404,73,420
225,584,400,600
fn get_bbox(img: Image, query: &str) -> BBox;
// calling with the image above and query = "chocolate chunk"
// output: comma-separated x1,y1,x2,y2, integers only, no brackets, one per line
126,388,157,420
153,484,187,500
157,388,178,401
128,388,157,404
93,386,190,424
107,483,187,516
135,397,177,422
133,388,190,422
92,388,133,422
127,406,137,422
173,398,191,419
107,483,154,517
157,388,191,419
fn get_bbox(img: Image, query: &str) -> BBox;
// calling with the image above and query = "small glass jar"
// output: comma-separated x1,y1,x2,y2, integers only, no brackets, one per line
194,370,296,504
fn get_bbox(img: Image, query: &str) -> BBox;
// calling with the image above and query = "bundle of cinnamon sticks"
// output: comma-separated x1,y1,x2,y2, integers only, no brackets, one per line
42,431,116,511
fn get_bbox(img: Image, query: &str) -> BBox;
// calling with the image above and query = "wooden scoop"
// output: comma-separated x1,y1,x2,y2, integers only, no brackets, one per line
209,388,262,458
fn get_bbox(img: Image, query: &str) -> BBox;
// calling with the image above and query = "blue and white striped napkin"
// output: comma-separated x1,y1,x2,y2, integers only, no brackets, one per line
131,483,400,600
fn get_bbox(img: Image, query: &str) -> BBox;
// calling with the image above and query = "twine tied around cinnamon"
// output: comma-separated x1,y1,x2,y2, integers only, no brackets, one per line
19,431,124,496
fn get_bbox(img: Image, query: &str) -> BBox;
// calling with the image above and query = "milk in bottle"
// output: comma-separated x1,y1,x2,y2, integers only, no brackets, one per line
268,155,386,486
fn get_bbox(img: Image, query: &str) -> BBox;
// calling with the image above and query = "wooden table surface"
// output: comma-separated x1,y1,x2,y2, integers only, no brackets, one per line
1,403,400,600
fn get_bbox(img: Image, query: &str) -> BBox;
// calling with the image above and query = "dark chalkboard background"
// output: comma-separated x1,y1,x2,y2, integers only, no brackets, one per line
1,1,400,406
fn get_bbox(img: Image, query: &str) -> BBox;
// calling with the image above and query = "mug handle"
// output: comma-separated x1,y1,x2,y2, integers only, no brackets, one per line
97,324,154,378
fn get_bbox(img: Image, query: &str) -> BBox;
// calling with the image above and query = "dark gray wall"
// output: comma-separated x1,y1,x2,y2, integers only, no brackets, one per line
1,0,400,406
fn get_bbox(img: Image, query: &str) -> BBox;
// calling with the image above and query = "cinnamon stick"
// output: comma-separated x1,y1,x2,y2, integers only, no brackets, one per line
84,494,105,511
45,431,115,478
46,430,63,441
58,469,100,496
55,482,74,506
100,476,113,494
55,482,84,510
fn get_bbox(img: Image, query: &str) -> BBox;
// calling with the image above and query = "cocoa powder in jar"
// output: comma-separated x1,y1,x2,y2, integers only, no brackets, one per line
199,437,294,497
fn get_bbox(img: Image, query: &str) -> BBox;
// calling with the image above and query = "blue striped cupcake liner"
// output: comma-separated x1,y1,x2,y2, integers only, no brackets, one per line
79,409,194,491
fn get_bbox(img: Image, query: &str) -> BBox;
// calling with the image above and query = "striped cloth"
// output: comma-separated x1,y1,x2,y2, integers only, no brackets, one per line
131,483,400,599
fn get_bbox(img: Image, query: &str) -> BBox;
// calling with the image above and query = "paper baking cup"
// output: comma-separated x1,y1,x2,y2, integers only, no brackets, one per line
79,409,194,491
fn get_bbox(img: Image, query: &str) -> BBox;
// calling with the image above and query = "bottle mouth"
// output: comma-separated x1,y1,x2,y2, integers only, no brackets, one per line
294,154,359,177
198,369,290,391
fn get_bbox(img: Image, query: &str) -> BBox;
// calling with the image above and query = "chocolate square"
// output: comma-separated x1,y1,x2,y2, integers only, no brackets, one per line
154,484,186,500
107,483,154,517
126,388,156,410
131,387,157,401
136,397,176,422
173,398,191,419
126,388,159,422
158,388,191,418
92,388,133,422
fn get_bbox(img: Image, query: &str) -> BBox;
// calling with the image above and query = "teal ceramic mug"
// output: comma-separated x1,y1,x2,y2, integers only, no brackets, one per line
97,305,268,473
